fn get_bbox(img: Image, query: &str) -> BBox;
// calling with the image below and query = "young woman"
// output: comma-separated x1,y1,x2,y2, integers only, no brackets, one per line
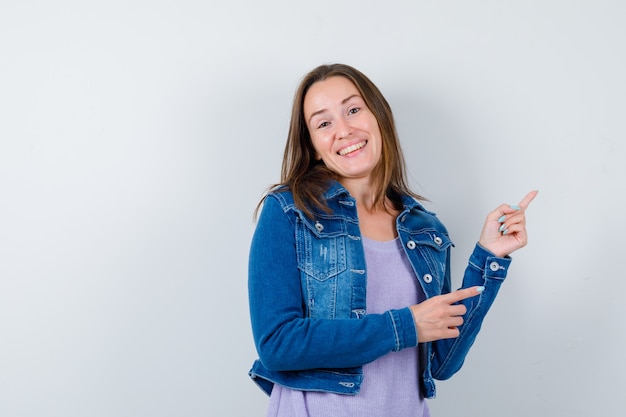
248,63,537,416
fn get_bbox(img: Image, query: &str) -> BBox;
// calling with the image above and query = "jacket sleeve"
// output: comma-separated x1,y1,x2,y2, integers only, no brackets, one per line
248,195,417,372
430,243,511,380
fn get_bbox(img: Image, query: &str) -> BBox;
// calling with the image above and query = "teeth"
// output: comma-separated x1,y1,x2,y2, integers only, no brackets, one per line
338,141,366,156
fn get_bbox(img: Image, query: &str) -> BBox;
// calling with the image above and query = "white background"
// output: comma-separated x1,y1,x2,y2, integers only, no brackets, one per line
1,1,624,416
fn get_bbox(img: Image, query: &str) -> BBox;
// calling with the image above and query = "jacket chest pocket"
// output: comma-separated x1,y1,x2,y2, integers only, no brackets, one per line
295,218,350,319
295,218,347,281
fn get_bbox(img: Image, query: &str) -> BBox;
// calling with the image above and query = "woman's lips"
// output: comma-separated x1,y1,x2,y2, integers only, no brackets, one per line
337,140,367,156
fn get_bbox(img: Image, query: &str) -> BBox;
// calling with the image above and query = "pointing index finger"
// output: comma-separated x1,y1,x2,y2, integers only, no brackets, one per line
444,286,485,304
518,190,539,209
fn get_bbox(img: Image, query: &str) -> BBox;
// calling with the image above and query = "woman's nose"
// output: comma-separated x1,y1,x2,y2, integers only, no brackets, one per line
334,118,353,139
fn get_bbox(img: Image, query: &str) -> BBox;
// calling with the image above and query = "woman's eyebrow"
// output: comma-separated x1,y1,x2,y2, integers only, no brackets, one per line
308,94,361,123
341,94,360,104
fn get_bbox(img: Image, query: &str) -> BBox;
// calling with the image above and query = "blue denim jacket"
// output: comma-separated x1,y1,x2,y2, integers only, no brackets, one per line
248,181,511,398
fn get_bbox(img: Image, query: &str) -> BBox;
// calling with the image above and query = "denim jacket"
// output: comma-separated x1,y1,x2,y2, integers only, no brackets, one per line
248,181,511,399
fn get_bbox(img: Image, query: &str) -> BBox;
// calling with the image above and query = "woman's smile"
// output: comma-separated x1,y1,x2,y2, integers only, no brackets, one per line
338,140,368,156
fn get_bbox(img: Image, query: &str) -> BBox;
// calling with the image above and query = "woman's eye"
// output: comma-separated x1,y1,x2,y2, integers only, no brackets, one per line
317,121,330,129
348,107,360,115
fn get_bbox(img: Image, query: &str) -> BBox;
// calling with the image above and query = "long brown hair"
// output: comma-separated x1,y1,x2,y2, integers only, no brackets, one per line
258,63,425,219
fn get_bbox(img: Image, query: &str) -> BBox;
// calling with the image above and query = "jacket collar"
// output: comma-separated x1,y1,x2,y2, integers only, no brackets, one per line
322,180,351,201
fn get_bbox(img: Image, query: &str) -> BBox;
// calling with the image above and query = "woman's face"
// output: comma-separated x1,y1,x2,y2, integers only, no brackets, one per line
303,76,382,185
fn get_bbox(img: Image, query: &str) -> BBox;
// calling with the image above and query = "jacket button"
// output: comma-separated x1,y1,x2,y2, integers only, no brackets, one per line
423,274,433,283
490,261,500,271
315,221,324,232
433,236,443,245
406,240,416,249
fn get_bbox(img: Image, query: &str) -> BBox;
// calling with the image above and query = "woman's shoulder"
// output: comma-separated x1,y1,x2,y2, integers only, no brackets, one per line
400,194,434,215
259,186,305,220
400,197,449,234
266,185,295,207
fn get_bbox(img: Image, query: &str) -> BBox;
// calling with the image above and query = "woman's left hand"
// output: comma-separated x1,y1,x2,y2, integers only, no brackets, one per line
478,190,538,258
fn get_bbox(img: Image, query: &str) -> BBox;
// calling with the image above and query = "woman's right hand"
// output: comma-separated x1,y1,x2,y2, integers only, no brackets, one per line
409,286,484,343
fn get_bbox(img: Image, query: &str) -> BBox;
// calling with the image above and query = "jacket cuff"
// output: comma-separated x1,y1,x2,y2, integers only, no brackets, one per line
469,243,512,280
388,307,418,351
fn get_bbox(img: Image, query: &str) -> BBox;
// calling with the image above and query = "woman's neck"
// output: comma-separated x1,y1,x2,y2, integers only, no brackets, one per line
338,178,399,241
340,178,379,211
356,199,399,241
